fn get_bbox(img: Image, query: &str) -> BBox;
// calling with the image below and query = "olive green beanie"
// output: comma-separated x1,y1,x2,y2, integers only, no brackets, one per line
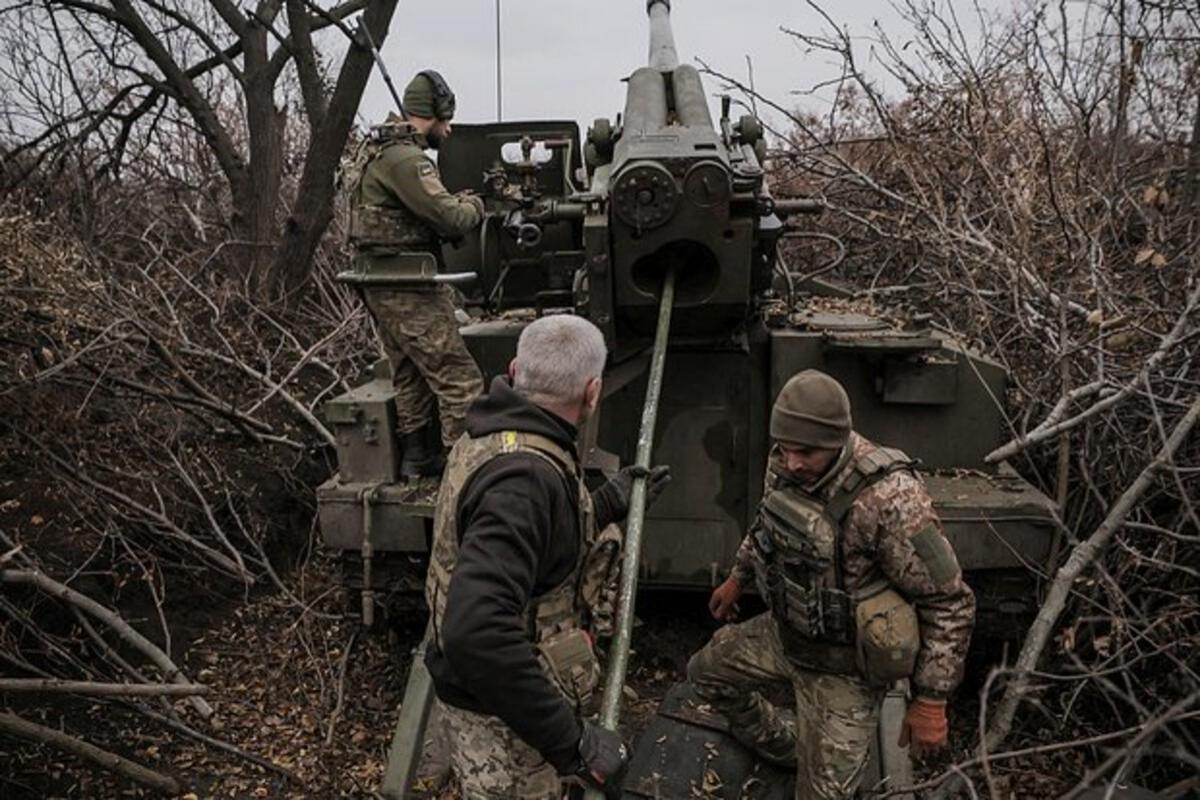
403,71,455,120
770,370,852,449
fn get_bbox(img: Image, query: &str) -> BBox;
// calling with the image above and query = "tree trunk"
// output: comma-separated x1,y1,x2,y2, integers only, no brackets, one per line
242,21,286,295
1187,87,1200,211
266,0,401,303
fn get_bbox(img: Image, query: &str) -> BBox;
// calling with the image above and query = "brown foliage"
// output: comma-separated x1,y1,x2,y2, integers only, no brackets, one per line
0,0,399,299
709,1,1199,794
0,153,382,793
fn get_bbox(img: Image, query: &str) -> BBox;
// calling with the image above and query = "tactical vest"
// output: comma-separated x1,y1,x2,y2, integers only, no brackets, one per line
425,430,620,710
753,442,921,682
343,123,440,271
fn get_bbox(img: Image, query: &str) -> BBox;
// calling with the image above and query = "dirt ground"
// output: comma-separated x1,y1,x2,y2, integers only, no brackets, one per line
0,545,711,799
1,547,1068,799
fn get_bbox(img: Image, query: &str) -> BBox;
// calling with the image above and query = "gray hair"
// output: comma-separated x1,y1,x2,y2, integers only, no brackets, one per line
513,314,607,406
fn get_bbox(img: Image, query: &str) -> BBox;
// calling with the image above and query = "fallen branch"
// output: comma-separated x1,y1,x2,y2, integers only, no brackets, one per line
0,711,181,796
986,279,1200,463
0,678,209,696
877,710,1200,796
178,342,337,447
1,421,254,584
324,630,358,746
929,392,1200,797
1058,691,1200,800
245,311,359,415
136,705,304,784
0,569,214,718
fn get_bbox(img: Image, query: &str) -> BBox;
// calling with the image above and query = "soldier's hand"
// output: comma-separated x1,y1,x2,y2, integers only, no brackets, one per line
635,464,671,507
708,576,743,622
459,191,485,216
605,464,672,520
573,720,629,800
898,696,948,758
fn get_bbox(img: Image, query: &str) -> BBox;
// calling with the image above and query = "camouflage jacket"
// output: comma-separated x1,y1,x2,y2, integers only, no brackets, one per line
348,119,483,252
731,432,976,698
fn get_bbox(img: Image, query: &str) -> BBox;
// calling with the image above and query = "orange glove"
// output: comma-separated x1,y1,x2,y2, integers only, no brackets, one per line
708,577,743,622
898,697,948,757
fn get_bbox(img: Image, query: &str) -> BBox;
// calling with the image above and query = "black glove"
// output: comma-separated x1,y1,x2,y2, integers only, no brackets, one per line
603,464,672,520
573,720,629,800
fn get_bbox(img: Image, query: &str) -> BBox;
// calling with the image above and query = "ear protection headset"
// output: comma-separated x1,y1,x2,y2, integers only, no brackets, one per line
418,69,456,120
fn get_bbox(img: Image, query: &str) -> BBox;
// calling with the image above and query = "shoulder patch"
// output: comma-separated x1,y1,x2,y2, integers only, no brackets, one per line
417,161,447,197
910,523,958,587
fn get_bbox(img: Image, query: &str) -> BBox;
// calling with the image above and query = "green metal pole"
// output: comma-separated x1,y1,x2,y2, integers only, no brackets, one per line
585,269,676,799
380,635,435,799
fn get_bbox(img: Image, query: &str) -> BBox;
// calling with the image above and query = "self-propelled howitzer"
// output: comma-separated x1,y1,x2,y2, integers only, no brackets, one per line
437,0,812,349
320,3,1059,796
594,0,778,338
321,0,1053,649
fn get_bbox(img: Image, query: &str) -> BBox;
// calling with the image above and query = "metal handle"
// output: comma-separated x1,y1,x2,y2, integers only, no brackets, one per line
334,270,479,286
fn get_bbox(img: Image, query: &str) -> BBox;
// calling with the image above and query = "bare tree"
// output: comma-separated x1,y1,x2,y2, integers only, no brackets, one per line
0,0,399,299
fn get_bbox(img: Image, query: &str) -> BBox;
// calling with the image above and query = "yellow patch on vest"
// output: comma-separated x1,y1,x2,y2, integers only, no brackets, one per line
501,430,519,452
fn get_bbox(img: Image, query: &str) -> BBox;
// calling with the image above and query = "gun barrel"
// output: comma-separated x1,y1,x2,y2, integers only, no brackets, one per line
624,67,669,133
647,0,678,70
672,65,713,129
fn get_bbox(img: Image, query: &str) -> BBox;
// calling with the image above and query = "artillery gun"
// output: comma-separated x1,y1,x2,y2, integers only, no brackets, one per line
318,1,1058,796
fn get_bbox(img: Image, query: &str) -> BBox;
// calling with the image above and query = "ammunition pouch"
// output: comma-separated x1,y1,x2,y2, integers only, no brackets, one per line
757,488,855,646
854,587,919,687
348,204,437,250
764,558,855,646
578,523,623,638
773,584,918,684
535,627,600,710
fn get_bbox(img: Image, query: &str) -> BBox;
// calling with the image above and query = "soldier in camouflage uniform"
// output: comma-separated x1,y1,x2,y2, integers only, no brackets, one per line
423,315,670,799
688,369,976,800
347,70,485,477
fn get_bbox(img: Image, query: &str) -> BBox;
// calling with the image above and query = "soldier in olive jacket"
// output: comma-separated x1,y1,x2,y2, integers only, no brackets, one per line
347,70,485,477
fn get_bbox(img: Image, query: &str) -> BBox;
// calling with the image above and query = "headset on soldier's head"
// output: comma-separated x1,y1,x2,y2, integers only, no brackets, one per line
418,69,456,120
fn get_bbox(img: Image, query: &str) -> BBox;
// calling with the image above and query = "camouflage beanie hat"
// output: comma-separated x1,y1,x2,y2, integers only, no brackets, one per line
403,71,455,120
770,369,852,449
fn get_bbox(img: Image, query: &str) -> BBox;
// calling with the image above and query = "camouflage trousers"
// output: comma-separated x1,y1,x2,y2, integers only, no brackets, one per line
363,286,483,446
687,612,884,800
439,702,563,800
412,701,451,797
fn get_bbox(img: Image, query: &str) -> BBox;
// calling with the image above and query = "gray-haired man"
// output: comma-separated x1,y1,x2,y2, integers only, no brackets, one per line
423,314,670,799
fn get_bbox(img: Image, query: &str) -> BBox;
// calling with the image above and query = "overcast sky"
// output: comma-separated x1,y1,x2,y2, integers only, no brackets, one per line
360,0,1016,135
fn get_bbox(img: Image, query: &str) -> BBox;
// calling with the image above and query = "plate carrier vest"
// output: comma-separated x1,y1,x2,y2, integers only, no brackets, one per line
343,123,442,282
753,442,921,683
425,430,621,709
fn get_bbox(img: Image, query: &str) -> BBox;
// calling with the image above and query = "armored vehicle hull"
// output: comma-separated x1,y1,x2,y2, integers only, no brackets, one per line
318,302,1056,634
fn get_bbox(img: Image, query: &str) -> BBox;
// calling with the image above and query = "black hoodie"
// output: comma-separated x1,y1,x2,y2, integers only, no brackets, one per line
425,377,623,772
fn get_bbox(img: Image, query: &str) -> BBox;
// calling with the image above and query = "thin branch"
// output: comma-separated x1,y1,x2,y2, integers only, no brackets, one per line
0,679,209,696
0,711,181,796
0,569,215,718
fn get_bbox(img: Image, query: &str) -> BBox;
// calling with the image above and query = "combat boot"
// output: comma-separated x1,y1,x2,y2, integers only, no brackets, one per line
400,424,446,479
